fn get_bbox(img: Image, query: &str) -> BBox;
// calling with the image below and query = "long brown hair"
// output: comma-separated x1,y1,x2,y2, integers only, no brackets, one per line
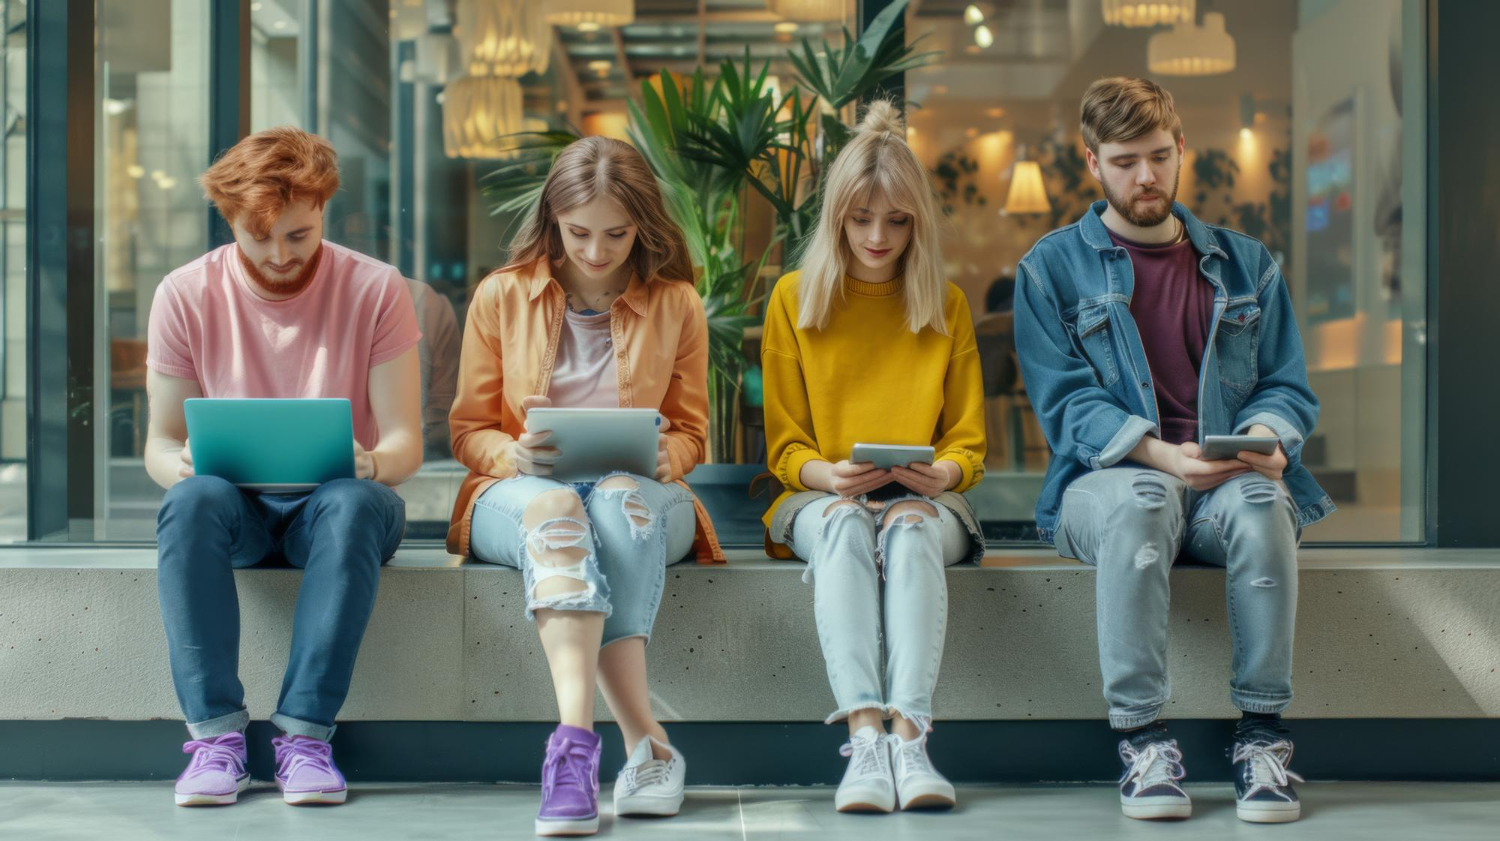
503,135,693,283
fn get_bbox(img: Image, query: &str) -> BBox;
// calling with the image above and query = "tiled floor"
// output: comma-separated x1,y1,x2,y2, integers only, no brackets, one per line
2,782,1497,840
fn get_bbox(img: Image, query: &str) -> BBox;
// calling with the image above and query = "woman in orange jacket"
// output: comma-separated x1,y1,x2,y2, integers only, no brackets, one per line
448,136,721,836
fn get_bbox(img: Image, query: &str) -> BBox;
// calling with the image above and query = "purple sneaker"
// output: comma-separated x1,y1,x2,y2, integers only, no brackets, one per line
271,734,347,805
536,725,602,836
175,732,250,806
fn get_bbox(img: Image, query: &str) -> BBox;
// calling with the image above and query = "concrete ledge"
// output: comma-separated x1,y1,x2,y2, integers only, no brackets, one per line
1,547,1498,724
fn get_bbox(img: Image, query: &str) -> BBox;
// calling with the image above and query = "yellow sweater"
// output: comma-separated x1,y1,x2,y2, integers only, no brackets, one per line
760,270,987,531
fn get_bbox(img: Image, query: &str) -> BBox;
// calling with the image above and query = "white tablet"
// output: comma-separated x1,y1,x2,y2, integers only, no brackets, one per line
851,443,936,470
525,408,662,483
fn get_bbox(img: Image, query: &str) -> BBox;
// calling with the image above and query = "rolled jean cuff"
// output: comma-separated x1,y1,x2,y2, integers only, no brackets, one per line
1232,690,1293,715
1091,415,1158,470
187,708,250,740
1108,703,1165,731
271,711,337,742
824,700,888,726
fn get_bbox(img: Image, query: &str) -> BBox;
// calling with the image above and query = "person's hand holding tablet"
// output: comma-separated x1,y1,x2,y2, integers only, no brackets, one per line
512,395,562,476
890,460,961,498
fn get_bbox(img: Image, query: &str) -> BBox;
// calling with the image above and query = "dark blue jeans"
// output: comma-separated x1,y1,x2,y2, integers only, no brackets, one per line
156,476,405,740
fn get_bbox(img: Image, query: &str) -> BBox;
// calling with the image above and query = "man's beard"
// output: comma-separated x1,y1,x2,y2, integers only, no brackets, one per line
1102,167,1180,228
239,243,323,297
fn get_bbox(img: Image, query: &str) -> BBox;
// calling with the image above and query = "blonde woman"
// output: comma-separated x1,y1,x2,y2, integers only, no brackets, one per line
448,136,723,836
761,101,987,813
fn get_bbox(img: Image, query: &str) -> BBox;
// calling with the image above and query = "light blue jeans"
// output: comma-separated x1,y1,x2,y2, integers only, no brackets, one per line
1054,468,1301,729
469,472,696,646
787,493,971,726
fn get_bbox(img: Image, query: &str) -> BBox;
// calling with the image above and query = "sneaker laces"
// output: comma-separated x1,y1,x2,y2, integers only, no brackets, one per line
839,732,889,779
544,737,596,794
181,735,245,777
271,735,335,778
1118,739,1186,790
1232,739,1304,790
619,759,669,795
886,734,935,777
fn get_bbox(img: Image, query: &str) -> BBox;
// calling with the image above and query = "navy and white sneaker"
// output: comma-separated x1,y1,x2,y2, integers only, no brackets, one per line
1117,727,1191,820
1231,732,1304,823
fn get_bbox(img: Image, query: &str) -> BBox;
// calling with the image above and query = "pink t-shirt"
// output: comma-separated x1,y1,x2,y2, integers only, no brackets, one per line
147,240,422,450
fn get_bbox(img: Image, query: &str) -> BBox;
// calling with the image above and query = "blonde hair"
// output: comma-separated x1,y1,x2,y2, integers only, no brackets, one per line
1079,76,1184,153
796,100,947,334
504,135,694,283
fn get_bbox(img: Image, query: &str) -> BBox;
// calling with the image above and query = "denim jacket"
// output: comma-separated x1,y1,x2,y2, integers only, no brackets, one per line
1015,201,1334,543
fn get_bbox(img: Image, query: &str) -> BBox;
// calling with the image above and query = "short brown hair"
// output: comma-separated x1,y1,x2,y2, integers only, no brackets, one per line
200,126,340,238
504,135,693,284
1079,77,1184,153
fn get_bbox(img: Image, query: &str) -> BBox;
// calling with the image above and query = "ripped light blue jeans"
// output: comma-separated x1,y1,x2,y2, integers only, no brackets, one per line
469,472,696,645
1054,468,1301,730
787,493,971,727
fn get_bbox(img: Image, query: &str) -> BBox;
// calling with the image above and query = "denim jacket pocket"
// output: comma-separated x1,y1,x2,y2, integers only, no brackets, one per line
1216,303,1261,394
1072,305,1120,387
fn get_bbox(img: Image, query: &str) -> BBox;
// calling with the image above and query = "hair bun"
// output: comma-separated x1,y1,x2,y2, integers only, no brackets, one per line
856,99,906,136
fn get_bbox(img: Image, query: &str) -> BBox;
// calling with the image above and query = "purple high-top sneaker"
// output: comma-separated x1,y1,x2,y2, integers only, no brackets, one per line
536,725,603,836
271,734,348,805
175,732,250,806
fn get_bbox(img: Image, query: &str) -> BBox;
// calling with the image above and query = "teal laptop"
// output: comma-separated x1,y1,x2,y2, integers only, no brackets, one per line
184,398,356,492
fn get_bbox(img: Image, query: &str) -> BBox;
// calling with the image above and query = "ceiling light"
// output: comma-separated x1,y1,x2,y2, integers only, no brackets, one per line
964,5,984,25
458,0,551,77
274,20,287,30
1101,0,1195,28
442,74,524,158
542,0,635,28
1148,12,1235,76
974,24,993,49
577,21,601,32
1005,161,1050,215
774,22,800,34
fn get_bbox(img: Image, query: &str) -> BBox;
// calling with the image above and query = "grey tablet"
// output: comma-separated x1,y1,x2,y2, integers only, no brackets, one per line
1200,434,1280,461
525,407,662,482
851,443,937,470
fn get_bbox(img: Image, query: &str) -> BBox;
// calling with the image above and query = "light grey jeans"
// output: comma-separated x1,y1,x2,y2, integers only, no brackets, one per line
787,493,971,726
469,472,696,646
1054,468,1301,729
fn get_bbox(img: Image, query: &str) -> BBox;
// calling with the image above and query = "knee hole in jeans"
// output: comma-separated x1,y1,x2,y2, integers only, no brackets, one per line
522,490,593,601
1130,472,1170,510
594,473,654,539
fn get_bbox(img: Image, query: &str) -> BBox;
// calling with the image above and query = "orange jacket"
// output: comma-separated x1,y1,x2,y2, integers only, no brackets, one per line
446,260,725,562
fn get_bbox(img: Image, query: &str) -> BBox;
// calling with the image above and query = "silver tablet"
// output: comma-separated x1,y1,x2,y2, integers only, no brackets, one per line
525,408,662,482
850,443,936,470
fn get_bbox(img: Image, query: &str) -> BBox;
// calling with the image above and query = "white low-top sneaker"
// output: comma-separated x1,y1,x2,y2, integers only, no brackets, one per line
613,736,686,818
886,732,956,810
835,726,896,813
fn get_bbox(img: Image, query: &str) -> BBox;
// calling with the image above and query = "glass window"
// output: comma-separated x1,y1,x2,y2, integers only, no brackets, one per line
96,0,211,540
0,0,26,543
908,0,1425,541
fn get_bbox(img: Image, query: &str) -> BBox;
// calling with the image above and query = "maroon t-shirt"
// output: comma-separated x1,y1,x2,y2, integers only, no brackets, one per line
1109,228,1214,445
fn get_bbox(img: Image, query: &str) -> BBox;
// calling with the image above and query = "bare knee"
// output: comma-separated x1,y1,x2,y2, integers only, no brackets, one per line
524,488,586,529
522,489,590,572
881,499,939,530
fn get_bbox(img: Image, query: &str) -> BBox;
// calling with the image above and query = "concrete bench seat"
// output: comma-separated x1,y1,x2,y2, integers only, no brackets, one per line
1,546,1497,726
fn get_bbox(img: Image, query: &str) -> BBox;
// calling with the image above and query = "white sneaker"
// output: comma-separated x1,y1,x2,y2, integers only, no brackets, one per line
835,726,895,813
886,732,956,810
612,736,685,818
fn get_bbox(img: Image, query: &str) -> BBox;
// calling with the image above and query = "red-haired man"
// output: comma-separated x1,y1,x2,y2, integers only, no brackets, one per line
144,127,424,807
